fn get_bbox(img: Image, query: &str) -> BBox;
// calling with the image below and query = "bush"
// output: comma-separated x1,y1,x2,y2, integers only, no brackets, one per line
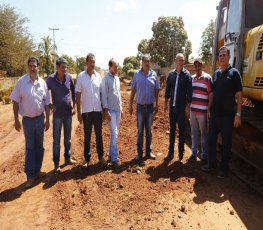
127,69,137,80
0,86,14,104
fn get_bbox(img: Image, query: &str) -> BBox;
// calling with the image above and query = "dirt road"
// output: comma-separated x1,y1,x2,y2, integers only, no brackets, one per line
0,83,263,230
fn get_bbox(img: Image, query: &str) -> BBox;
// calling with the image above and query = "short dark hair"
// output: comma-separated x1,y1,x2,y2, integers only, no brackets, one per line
56,57,68,66
27,57,40,66
219,46,230,56
86,53,95,62
108,58,118,67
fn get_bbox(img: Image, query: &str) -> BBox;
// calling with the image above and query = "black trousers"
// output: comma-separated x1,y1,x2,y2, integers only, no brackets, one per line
82,112,104,161
207,115,234,171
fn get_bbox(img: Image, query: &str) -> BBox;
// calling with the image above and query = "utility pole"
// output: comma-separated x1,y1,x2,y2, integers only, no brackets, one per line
49,27,59,72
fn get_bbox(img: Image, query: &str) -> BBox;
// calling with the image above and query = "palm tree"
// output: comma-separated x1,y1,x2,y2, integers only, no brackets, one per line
38,36,54,76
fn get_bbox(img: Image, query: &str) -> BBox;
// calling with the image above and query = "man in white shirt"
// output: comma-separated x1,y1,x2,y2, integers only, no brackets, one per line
76,53,106,166
10,57,50,188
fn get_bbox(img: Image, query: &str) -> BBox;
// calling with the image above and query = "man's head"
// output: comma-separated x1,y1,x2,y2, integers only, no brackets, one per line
86,53,96,72
193,58,203,75
27,57,40,77
175,53,185,71
56,57,68,76
108,58,119,75
218,46,230,69
141,54,151,72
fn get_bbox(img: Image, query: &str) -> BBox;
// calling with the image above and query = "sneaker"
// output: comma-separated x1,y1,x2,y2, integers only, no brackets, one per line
83,160,90,167
136,154,143,162
35,171,46,179
164,154,174,161
54,164,61,173
200,159,207,166
145,152,156,160
25,179,34,189
217,170,227,179
65,158,77,165
201,163,217,171
188,155,197,162
99,157,108,166
112,160,121,169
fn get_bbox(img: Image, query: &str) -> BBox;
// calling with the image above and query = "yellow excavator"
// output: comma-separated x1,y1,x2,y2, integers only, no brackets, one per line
212,0,263,103
212,0,263,173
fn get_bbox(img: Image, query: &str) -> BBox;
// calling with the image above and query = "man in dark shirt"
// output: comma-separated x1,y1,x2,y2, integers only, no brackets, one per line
202,46,242,178
46,57,77,172
164,53,192,162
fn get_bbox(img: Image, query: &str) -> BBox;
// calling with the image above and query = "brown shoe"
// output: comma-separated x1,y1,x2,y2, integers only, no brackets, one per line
99,157,108,166
54,163,61,173
25,179,34,189
65,158,77,165
112,160,121,169
83,160,90,167
35,171,46,179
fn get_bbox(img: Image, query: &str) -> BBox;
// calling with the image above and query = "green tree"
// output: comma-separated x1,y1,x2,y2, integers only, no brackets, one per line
0,4,35,77
137,39,150,55
199,19,215,64
38,36,54,76
139,16,189,67
185,40,192,64
61,54,76,74
122,56,140,76
76,57,86,74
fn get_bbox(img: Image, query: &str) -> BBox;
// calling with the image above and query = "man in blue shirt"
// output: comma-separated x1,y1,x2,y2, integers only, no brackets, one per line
129,54,160,162
102,58,122,169
164,53,192,162
46,57,76,172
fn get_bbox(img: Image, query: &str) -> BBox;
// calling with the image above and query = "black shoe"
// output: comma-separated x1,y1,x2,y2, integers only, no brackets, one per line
201,163,217,171
136,154,143,162
188,155,197,162
217,170,227,179
200,159,207,165
146,152,156,160
112,160,121,169
164,154,174,161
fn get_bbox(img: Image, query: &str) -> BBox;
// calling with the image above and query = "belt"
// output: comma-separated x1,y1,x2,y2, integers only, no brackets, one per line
137,103,154,107
23,113,43,119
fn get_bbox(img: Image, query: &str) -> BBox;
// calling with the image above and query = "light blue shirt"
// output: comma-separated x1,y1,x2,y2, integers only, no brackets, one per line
101,72,122,111
131,69,160,104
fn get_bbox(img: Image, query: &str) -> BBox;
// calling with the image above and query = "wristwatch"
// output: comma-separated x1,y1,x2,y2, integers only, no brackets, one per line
236,112,241,117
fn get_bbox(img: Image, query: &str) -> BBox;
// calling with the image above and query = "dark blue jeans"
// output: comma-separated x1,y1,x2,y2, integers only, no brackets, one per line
82,112,104,161
22,114,45,180
207,115,234,171
53,115,72,165
168,107,185,158
136,104,154,155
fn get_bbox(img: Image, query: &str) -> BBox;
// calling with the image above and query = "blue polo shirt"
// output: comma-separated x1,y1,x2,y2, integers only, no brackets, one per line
131,69,160,104
46,72,75,117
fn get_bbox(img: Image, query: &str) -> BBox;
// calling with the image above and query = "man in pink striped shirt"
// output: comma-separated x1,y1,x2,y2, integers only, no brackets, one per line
188,58,211,165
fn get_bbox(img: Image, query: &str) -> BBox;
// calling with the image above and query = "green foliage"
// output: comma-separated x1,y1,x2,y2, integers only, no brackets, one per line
0,4,35,77
138,16,189,67
76,57,86,74
61,54,76,74
185,40,192,64
199,19,215,64
127,69,137,80
122,56,140,76
38,36,54,76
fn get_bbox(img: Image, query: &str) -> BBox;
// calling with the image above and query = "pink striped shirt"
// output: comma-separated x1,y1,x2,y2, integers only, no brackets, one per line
190,72,211,115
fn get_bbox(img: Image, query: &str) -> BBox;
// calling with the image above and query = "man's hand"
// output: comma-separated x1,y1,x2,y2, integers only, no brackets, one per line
106,111,111,122
164,104,168,112
234,115,241,128
129,104,133,115
14,119,21,132
154,105,159,115
185,104,190,119
207,110,211,121
78,113,82,124
44,120,50,131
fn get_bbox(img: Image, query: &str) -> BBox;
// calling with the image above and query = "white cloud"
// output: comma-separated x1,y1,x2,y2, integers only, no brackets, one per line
111,0,139,12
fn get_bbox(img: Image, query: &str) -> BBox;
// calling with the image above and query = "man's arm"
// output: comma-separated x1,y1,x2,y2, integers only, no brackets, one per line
164,75,171,112
129,89,136,115
234,91,242,128
207,92,213,120
44,105,50,131
13,101,21,132
76,92,82,123
154,89,159,114
185,74,192,119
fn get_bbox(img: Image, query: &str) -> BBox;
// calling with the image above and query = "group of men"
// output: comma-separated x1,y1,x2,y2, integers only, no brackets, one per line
10,46,242,189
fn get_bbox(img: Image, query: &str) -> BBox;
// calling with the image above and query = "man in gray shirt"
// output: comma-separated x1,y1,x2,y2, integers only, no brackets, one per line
102,58,122,169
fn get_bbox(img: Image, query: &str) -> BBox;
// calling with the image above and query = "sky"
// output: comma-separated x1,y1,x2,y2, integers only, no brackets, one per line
2,0,218,69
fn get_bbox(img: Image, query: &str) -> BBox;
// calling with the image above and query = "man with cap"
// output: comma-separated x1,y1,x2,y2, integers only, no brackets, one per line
46,57,77,172
188,58,211,165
